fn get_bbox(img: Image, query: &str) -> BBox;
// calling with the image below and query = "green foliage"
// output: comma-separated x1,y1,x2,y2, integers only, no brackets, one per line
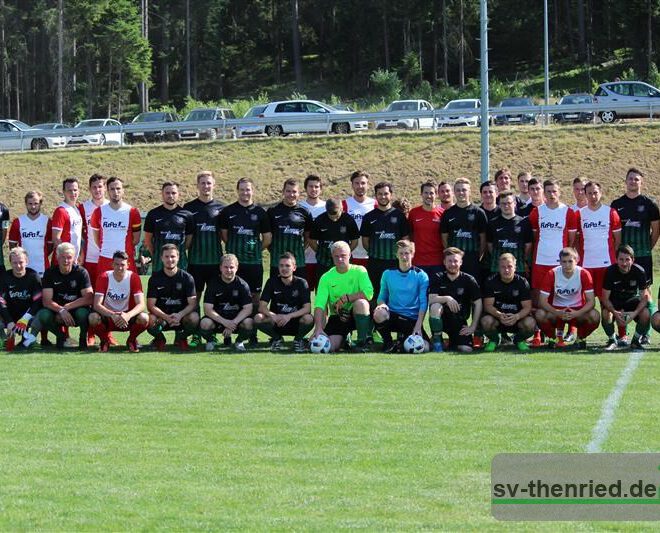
399,51,422,91
369,69,402,102
621,67,638,81
649,62,660,88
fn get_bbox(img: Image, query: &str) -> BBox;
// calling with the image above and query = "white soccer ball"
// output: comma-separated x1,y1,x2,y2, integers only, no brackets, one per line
310,334,331,353
403,334,425,354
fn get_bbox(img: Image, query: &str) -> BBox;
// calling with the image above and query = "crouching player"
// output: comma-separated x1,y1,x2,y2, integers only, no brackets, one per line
89,251,149,352
481,253,536,352
311,241,373,353
373,240,430,353
602,245,650,351
428,247,482,353
200,254,254,352
146,244,198,351
36,242,93,349
0,247,43,349
535,247,600,349
254,252,313,353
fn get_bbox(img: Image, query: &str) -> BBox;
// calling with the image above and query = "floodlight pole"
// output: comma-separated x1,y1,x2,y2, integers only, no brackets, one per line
479,0,490,183
544,0,550,124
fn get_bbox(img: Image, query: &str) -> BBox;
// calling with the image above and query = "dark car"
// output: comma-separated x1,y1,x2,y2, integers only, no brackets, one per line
180,108,236,140
493,97,537,125
553,94,594,124
125,112,181,143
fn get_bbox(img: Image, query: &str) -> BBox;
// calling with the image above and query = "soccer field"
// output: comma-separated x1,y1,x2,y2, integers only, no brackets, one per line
1,346,657,530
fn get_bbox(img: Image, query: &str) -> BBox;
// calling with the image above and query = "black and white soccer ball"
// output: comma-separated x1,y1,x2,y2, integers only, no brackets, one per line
310,334,331,353
403,334,425,353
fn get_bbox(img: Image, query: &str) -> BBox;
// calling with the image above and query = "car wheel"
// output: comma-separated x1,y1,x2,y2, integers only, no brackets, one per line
600,110,617,124
31,138,48,150
99,134,106,145
208,128,218,140
412,119,420,130
265,125,283,137
332,122,350,134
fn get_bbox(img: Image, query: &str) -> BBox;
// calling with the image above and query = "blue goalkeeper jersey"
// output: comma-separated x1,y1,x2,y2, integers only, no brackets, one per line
378,267,429,320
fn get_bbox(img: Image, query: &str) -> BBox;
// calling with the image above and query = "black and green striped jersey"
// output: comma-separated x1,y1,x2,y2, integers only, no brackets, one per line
610,194,660,257
359,207,410,260
143,205,195,271
440,203,487,254
267,202,312,268
218,202,271,265
183,198,224,266
310,212,360,267
486,215,533,272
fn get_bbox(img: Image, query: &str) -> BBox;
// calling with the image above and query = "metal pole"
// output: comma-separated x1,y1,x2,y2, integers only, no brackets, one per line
186,0,191,97
544,0,550,124
479,0,489,183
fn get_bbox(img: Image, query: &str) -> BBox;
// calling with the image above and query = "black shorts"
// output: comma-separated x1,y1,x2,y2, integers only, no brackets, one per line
418,264,444,280
187,264,218,296
270,266,307,284
636,256,653,286
368,258,397,298
273,317,303,337
202,314,246,332
325,314,356,338
611,298,642,314
442,313,472,348
387,311,429,340
239,264,264,293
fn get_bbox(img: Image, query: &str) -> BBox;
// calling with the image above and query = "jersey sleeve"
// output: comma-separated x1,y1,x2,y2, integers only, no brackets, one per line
610,208,622,232
468,275,481,302
539,269,555,296
359,213,372,237
345,216,360,241
636,265,650,290
580,268,594,293
418,270,429,311
485,222,494,244
260,278,273,303
203,279,217,305
146,276,158,299
521,218,533,243
95,271,109,295
399,212,411,236
303,209,313,232
482,275,495,298
259,208,272,233
649,198,660,221
8,218,20,244
566,208,578,232
299,278,311,305
130,208,142,232
358,266,374,301
184,211,195,235
46,218,53,246
0,277,11,323
51,206,66,231
377,270,389,303
238,279,252,306
79,267,92,290
528,207,539,232
314,276,329,311
184,273,196,298
129,272,143,296
28,272,43,316
89,206,101,230
602,266,615,292
476,208,488,232
217,208,228,230
41,269,54,290
519,277,531,302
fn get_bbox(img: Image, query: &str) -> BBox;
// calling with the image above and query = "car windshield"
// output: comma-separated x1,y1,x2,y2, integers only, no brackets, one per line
446,101,477,109
133,113,166,122
244,106,266,118
33,123,59,129
77,120,105,127
500,98,531,107
185,110,215,121
11,120,32,130
388,102,418,111
561,95,592,105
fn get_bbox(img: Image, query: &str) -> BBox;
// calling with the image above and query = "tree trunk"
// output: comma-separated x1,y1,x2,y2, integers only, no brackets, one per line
577,0,587,61
442,0,448,84
564,0,575,57
648,0,654,74
107,52,113,118
458,0,464,88
290,0,303,90
57,0,63,123
418,23,423,84
382,1,390,70
14,60,19,120
160,10,170,103
186,0,191,97
0,0,7,116
432,0,438,83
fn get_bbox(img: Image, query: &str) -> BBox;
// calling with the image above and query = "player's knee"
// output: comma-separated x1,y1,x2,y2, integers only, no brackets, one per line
253,313,268,324
352,298,369,315
520,316,536,332
329,335,343,352
456,344,473,353
638,308,651,323
373,307,389,324
652,312,660,332
200,317,214,331
183,312,200,327
300,314,313,325
588,309,600,324
240,317,254,329
480,315,497,332
88,312,101,326
429,303,442,318
148,314,159,328
534,309,547,322
136,313,149,326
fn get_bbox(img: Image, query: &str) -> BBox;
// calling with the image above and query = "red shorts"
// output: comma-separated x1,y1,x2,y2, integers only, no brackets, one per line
585,267,607,299
84,262,99,291
531,264,555,290
352,258,368,267
305,263,319,291
96,256,137,283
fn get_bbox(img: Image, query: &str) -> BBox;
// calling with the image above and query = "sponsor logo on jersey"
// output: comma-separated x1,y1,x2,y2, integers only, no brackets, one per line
540,221,561,229
236,226,255,236
8,289,29,299
161,231,183,240
21,230,45,239
103,220,127,229
198,223,216,232
499,239,519,249
282,225,303,236
500,303,518,312
107,290,127,302
277,304,298,313
583,221,604,229
455,230,473,239
555,287,578,296
376,231,396,240
221,303,239,312
624,220,641,228
164,297,182,306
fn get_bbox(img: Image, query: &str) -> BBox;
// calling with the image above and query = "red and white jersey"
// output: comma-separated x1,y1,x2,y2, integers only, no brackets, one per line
540,265,594,308
95,269,143,312
299,199,326,264
90,203,141,261
342,196,376,259
79,199,109,264
51,202,83,259
8,214,52,276
575,204,621,268
529,203,577,266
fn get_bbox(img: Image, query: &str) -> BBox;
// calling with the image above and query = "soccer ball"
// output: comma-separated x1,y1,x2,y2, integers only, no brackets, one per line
310,334,331,353
403,334,425,354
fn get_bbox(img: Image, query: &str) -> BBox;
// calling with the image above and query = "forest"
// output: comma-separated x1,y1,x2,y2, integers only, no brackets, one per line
1,0,658,123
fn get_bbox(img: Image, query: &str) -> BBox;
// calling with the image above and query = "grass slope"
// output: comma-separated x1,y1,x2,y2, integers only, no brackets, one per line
2,123,660,214
1,350,657,530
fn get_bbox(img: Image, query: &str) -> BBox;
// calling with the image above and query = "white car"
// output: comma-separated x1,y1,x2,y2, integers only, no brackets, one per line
375,100,435,130
594,81,660,123
0,119,67,151
260,100,368,136
237,104,267,137
437,99,481,127
68,118,124,146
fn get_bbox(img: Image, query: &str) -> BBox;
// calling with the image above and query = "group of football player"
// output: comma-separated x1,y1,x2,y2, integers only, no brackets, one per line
0,166,658,353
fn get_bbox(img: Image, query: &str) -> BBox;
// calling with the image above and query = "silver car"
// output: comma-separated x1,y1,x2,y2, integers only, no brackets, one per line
259,100,368,136
594,81,660,123
375,100,436,130
0,119,67,150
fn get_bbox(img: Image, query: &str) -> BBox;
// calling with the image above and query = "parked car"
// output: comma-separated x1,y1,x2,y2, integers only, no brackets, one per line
0,119,67,150
493,97,537,125
179,108,236,140
332,103,354,111
375,100,435,130
68,118,124,146
552,94,595,124
437,99,481,127
594,81,660,123
259,100,368,136
237,104,267,137
125,111,181,143
32,122,70,130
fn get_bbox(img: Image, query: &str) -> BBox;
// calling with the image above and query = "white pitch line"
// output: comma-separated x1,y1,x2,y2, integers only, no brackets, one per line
586,351,644,453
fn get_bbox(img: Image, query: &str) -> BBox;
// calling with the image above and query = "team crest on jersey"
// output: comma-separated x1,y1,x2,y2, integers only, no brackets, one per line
71,280,77,288
232,290,239,297
176,283,182,290
514,226,521,233
467,214,475,221
251,214,258,221
630,280,637,286
292,289,299,297
638,205,645,212
512,289,519,297
390,216,398,224
340,226,347,233
456,288,464,295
